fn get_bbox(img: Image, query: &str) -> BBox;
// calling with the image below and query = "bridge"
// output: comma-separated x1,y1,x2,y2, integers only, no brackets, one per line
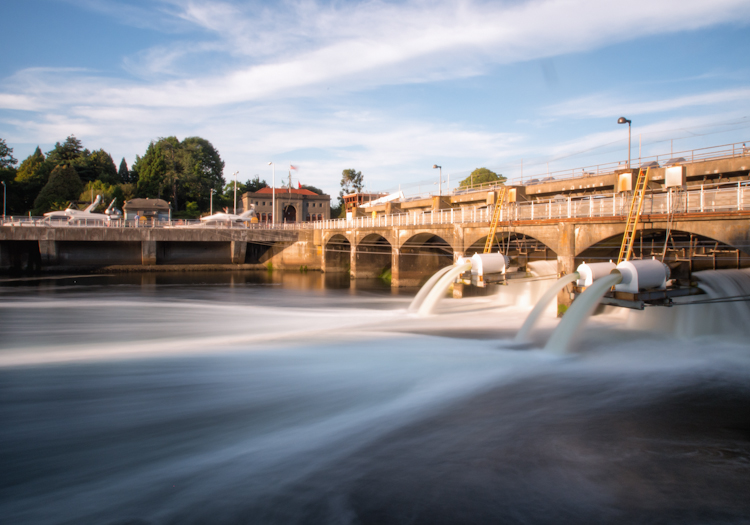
2,142,750,300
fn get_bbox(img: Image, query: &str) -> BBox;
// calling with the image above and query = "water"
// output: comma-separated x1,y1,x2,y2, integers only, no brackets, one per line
416,262,472,317
1,271,749,524
515,272,579,343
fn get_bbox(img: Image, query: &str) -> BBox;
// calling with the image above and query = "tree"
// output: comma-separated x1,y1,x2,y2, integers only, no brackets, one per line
73,149,119,184
46,135,84,164
118,158,130,184
0,138,18,168
132,136,225,213
246,175,268,193
339,168,363,207
458,168,506,188
14,147,50,212
300,184,324,195
33,164,83,214
79,180,119,212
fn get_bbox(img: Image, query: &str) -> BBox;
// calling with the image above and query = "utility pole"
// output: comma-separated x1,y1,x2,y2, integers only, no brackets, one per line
233,171,239,215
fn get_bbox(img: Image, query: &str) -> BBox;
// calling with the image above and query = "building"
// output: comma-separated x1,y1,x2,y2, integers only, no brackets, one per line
123,198,171,221
241,187,331,223
342,192,388,219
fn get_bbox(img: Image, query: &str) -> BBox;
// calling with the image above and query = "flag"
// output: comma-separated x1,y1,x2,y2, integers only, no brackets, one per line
298,182,301,189
290,165,298,171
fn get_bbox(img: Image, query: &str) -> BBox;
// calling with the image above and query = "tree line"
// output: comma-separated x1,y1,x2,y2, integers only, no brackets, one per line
0,135,247,218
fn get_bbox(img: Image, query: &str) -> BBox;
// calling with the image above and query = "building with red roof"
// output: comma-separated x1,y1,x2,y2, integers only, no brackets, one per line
241,187,331,223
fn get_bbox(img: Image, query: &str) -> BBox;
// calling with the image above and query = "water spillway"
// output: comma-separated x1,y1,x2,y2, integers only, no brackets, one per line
407,265,456,313
544,272,623,354
416,262,473,317
515,272,579,343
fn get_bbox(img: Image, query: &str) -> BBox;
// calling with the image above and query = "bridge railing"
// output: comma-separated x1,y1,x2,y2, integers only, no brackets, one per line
3,182,748,231
315,181,750,230
0,217,313,230
387,139,750,200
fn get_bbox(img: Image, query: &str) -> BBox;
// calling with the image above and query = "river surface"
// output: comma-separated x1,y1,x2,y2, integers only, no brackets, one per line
1,270,749,524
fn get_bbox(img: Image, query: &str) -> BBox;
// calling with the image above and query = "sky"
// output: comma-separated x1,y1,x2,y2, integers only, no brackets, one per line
2,0,750,198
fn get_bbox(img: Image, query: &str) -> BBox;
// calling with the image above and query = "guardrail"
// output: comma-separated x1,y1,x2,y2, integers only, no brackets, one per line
3,182,748,233
318,181,750,230
0,217,313,230
391,139,750,201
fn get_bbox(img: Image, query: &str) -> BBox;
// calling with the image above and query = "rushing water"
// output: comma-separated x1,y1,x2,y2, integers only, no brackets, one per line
1,270,749,524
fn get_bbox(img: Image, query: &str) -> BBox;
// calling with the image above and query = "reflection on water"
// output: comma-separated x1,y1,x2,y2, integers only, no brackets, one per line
1,271,749,524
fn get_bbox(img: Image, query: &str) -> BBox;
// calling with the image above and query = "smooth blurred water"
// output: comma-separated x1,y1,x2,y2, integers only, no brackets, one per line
1,271,749,524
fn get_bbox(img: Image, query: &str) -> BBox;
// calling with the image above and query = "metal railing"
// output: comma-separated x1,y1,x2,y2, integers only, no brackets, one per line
317,181,750,230
390,139,750,200
2,182,748,232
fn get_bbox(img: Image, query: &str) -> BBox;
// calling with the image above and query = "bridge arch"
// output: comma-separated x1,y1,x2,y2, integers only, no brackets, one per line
323,233,351,273
353,233,392,279
396,232,454,287
576,228,750,274
463,231,557,269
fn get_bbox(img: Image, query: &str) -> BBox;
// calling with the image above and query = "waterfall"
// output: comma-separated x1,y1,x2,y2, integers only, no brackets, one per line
417,262,473,317
407,265,456,313
627,268,750,340
544,272,622,354
515,272,579,342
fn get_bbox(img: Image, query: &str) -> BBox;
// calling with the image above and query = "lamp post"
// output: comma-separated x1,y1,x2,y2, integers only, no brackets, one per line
1,181,5,220
432,164,442,196
210,188,216,215
618,117,632,169
268,162,275,225
232,171,239,215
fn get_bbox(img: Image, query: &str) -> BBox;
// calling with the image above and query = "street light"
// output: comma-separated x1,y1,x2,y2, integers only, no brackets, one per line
432,164,442,196
268,162,275,225
209,188,216,215
232,171,239,215
1,181,5,219
618,117,632,169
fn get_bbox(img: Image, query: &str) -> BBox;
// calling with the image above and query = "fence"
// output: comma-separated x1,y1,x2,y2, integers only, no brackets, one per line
2,182,748,232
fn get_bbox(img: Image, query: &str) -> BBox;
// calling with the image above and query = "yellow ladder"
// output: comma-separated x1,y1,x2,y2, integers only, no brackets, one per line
484,187,507,254
617,167,650,264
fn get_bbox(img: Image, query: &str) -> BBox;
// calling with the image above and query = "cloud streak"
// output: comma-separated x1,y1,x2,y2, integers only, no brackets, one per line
6,0,750,110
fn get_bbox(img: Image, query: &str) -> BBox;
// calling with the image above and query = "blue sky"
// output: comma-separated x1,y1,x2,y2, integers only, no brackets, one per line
2,0,750,198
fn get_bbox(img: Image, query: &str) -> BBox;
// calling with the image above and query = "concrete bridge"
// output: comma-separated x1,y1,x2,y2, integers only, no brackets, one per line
3,152,750,292
321,209,750,289
0,224,309,272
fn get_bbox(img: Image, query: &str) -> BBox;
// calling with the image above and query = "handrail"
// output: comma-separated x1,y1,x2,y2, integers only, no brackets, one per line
2,181,750,231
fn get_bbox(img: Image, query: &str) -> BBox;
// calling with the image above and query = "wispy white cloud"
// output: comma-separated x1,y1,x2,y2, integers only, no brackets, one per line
6,0,750,110
546,88,750,119
3,0,750,194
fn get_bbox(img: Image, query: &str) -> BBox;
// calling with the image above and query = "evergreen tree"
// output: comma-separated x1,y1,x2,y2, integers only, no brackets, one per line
15,147,50,212
0,138,18,168
46,135,83,164
33,164,84,214
72,149,118,184
132,136,225,212
118,158,129,184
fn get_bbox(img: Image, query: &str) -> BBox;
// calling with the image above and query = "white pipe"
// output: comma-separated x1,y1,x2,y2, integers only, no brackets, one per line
408,265,455,313
417,262,472,317
544,271,623,354
515,272,579,342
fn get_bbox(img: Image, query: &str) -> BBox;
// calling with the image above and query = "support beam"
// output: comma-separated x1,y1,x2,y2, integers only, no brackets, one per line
38,240,57,265
556,222,576,316
230,241,246,264
141,240,157,266
390,246,401,286
349,236,359,278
